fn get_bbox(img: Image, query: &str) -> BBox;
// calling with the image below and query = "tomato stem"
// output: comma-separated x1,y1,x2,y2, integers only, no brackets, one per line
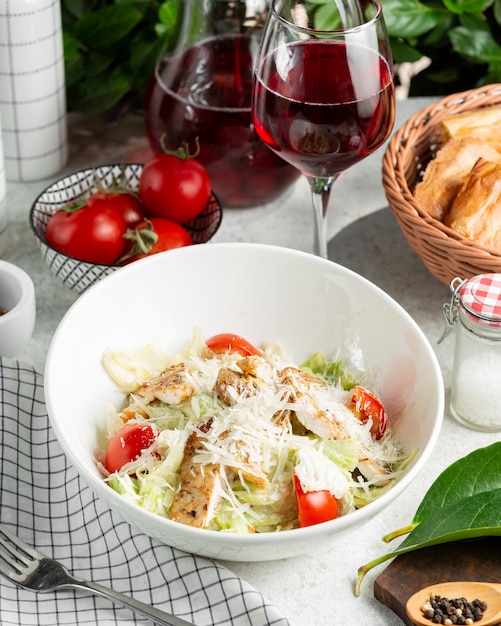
118,218,158,263
62,199,87,213
159,134,202,160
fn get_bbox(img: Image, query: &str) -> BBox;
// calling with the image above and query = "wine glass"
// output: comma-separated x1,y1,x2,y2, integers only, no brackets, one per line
251,0,396,258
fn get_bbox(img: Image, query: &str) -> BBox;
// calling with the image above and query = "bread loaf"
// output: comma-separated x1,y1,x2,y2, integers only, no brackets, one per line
413,137,501,221
445,158,501,252
440,105,501,144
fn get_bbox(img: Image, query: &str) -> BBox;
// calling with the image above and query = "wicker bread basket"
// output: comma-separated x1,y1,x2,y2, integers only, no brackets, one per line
382,84,501,285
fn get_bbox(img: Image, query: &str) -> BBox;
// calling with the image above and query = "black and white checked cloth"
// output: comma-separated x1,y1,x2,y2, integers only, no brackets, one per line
0,359,291,626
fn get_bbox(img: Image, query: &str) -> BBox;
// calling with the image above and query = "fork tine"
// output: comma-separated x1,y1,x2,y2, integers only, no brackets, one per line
0,524,42,579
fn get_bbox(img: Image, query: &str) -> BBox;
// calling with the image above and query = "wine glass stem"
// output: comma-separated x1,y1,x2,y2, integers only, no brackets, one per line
308,176,336,259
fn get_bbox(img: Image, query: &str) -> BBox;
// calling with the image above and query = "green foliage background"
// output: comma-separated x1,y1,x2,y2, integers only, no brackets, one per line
61,0,179,115
312,0,501,96
385,0,501,95
61,0,501,116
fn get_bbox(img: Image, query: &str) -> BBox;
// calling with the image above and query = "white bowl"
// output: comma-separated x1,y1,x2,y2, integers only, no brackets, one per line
0,261,36,358
44,243,444,562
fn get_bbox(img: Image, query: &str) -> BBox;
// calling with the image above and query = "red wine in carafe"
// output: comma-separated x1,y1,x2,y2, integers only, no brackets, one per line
144,34,300,208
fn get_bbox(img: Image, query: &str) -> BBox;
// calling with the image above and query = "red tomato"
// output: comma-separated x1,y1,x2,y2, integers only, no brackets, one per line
206,333,261,357
45,202,128,265
87,191,147,228
121,217,193,264
105,423,158,473
139,153,211,223
293,474,339,527
350,386,388,440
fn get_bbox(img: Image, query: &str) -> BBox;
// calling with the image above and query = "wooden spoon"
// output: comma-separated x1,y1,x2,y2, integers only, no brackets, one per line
406,581,501,626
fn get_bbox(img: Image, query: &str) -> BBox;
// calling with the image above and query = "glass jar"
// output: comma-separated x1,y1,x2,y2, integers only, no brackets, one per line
143,0,300,209
445,274,501,432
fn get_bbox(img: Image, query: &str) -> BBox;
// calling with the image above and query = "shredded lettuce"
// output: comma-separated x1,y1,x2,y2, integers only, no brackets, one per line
320,438,360,472
300,351,359,390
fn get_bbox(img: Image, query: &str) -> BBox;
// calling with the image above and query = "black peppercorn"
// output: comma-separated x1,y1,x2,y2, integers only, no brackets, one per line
420,594,487,624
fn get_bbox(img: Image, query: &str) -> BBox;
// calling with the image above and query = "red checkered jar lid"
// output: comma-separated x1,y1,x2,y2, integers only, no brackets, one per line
459,273,501,327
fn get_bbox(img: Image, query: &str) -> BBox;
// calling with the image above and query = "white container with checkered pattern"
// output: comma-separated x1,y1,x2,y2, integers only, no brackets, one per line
0,0,68,181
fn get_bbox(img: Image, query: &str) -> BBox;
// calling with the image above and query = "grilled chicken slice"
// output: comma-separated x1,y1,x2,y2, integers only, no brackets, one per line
224,430,268,489
129,362,195,406
215,355,274,406
356,452,390,486
228,460,267,489
279,367,348,439
170,430,224,529
215,367,260,405
236,355,273,380
119,401,149,422
280,367,390,484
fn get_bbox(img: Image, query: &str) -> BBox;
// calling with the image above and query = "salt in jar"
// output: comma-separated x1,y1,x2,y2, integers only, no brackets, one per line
443,273,501,431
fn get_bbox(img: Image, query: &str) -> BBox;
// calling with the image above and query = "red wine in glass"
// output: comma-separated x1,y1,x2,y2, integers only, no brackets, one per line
252,41,395,180
144,34,300,209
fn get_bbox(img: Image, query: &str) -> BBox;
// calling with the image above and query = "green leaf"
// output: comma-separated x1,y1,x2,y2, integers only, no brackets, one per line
313,3,343,29
449,24,501,62
85,52,114,78
442,0,493,14
384,442,501,541
419,14,456,45
62,0,92,20
64,54,85,89
157,1,181,49
116,0,150,5
482,61,501,82
494,0,501,23
62,32,81,58
74,5,143,49
381,0,442,37
129,38,163,74
389,38,425,62
356,489,501,594
76,72,132,115
459,10,488,28
158,0,179,28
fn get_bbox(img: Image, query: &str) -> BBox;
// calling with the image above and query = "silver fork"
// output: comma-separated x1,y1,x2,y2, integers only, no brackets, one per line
0,523,194,626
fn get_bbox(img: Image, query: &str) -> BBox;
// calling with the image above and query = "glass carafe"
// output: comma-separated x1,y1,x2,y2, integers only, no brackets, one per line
143,0,300,209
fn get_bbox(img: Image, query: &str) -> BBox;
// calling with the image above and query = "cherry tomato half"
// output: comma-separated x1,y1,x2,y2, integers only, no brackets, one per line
105,423,158,474
350,386,388,440
206,333,262,357
46,202,128,265
139,153,211,223
293,474,339,527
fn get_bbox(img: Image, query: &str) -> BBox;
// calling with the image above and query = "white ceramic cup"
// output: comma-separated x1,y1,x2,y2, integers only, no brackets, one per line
0,260,36,357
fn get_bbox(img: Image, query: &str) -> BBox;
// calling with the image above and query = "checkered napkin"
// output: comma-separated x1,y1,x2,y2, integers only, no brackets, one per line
0,359,291,626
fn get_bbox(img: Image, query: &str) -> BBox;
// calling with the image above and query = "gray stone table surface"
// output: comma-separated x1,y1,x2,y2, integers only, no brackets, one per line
3,97,500,626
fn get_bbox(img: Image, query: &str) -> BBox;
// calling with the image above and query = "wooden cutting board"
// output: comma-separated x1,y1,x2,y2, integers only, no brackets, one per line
374,537,501,625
